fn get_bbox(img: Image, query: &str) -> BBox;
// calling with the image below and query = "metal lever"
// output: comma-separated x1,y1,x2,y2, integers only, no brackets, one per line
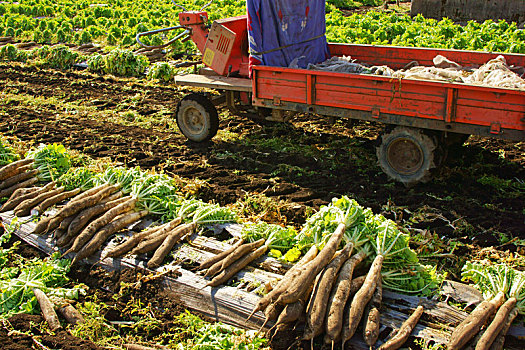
171,0,187,11
136,26,191,49
199,0,214,11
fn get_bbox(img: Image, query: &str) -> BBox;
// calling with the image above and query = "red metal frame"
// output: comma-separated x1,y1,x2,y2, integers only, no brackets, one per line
251,44,525,141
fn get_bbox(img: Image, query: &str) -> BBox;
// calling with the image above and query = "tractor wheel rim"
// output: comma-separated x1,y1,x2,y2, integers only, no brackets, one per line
386,138,424,175
182,106,205,134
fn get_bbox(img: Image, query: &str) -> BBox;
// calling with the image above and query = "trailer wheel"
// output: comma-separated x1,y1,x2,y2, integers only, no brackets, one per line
376,126,438,186
176,93,219,142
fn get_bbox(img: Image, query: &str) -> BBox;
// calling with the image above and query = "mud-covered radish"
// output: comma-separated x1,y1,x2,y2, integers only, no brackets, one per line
147,222,197,269
206,244,268,287
0,167,37,190
205,239,265,277
105,218,182,259
37,184,119,235
32,187,82,215
325,250,368,344
1,180,53,212
0,158,34,181
198,238,244,271
275,222,347,306
475,297,517,350
0,177,39,201
249,245,318,320
54,215,76,240
377,305,424,350
71,209,148,264
14,186,65,217
64,196,136,255
490,306,518,350
304,242,354,343
61,193,125,245
447,291,506,350
342,222,407,346
363,278,383,347
32,287,61,331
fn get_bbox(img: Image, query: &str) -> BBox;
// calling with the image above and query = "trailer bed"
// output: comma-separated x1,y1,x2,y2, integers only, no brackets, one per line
251,44,525,140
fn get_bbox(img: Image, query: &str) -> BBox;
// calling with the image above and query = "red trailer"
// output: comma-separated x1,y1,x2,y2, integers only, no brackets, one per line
138,4,525,185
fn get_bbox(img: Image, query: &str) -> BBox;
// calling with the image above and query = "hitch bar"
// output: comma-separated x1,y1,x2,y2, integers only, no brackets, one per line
136,26,191,49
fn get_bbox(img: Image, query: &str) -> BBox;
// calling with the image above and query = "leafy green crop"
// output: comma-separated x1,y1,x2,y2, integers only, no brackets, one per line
0,138,19,166
0,220,85,319
101,48,149,77
0,44,27,62
242,222,298,261
293,196,443,296
170,310,268,350
26,143,71,182
38,44,79,69
57,167,96,191
0,0,522,55
147,61,176,82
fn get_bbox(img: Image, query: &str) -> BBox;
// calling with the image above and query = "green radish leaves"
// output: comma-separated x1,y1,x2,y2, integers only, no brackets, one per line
26,143,72,182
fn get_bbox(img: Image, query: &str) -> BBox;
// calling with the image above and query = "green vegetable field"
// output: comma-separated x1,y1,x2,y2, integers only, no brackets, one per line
0,0,524,349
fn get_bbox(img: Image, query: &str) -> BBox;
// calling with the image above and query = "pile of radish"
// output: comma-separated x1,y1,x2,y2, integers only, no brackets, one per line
0,143,237,269
449,262,525,350
1,140,524,349
246,198,429,350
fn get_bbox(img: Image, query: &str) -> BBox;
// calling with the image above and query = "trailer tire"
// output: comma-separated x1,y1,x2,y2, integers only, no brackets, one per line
376,126,438,186
176,93,219,142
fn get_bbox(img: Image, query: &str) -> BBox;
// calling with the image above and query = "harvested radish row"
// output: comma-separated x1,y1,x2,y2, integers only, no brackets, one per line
32,183,114,235
0,176,39,200
71,209,149,264
101,222,168,260
304,242,354,343
206,243,268,287
198,238,244,271
44,184,120,234
0,158,34,181
325,250,368,344
363,278,383,347
64,196,137,255
130,228,174,255
0,167,37,190
342,221,407,347
2,180,53,212
147,222,197,269
61,193,126,245
14,186,64,217
205,238,265,277
110,218,183,258
275,222,347,306
377,305,424,350
32,187,82,216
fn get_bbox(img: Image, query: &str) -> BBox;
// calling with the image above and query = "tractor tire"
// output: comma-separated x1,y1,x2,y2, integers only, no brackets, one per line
176,93,219,142
376,126,439,186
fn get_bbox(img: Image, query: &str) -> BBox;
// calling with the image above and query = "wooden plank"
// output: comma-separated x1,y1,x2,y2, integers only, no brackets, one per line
2,211,524,346
174,74,252,92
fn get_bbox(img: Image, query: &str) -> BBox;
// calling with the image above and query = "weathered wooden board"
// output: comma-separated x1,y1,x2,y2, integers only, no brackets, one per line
1,211,524,349
174,74,252,92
